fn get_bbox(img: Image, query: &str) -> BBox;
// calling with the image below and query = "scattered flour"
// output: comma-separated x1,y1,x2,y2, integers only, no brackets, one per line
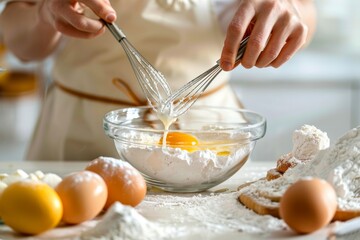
64,171,104,188
86,157,139,179
274,125,330,175
140,191,286,234
78,193,286,240
86,157,140,186
77,202,178,240
293,126,360,209
292,124,330,160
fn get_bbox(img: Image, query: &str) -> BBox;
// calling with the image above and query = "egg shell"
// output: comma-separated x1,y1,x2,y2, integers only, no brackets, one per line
86,157,147,208
279,178,337,234
0,180,63,235
55,171,108,224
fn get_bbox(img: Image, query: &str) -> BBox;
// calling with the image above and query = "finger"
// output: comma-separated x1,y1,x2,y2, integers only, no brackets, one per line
240,4,278,69
79,0,116,22
255,16,291,67
255,35,284,68
269,24,307,68
63,10,104,34
39,0,107,37
220,2,255,71
55,18,105,38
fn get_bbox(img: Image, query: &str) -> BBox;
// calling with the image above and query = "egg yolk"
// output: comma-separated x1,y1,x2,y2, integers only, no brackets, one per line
159,132,198,152
216,151,231,156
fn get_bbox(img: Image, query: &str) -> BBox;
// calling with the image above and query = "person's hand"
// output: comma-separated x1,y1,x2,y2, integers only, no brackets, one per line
220,0,309,71
38,0,116,38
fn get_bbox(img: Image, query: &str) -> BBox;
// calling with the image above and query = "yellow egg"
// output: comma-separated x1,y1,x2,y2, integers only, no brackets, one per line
0,180,62,235
55,171,108,224
279,178,337,234
159,132,199,152
86,157,147,208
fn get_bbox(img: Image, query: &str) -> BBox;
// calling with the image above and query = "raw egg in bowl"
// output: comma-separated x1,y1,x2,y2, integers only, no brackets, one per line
104,106,266,192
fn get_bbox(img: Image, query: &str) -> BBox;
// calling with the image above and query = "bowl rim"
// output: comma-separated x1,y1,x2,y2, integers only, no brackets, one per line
104,105,266,138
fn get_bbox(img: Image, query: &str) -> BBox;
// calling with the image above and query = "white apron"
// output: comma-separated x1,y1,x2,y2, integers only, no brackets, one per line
27,0,243,161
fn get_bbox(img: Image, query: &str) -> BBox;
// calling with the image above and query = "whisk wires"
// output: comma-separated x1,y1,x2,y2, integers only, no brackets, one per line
103,21,172,109
165,64,222,117
163,36,249,118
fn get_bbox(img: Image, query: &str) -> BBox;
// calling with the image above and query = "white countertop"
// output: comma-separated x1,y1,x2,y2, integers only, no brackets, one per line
0,161,359,240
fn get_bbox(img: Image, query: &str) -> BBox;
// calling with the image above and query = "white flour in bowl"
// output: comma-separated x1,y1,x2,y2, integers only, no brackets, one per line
115,131,252,185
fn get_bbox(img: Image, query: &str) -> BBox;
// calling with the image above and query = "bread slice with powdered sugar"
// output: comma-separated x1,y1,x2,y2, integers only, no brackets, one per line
238,126,360,221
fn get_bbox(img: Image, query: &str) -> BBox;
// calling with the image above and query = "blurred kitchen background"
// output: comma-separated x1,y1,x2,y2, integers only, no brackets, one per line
1,0,360,162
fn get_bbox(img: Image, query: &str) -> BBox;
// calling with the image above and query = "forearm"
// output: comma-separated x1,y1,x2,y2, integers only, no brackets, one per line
0,2,61,61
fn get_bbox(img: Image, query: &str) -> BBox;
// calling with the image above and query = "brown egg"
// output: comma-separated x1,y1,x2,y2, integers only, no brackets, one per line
85,157,147,209
55,171,107,224
279,178,337,234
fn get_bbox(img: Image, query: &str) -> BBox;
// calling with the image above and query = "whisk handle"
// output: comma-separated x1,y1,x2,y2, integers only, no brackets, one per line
102,20,126,42
216,36,249,65
235,36,249,62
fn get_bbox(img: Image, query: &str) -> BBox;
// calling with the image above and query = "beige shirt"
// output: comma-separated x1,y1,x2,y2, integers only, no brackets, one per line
53,0,230,104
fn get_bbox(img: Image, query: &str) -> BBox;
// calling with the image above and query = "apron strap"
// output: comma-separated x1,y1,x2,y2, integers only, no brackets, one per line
112,78,146,105
54,80,145,106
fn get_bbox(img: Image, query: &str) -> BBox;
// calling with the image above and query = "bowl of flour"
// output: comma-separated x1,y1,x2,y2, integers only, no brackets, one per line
104,106,266,192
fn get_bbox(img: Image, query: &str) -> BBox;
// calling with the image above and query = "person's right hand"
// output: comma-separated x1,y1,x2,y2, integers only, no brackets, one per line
38,0,116,38
220,0,311,71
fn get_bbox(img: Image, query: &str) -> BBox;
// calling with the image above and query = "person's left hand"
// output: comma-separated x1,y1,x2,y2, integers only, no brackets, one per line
220,0,309,71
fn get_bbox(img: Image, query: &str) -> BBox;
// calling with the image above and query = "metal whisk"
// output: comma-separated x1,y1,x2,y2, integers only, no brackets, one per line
162,36,249,118
103,21,172,109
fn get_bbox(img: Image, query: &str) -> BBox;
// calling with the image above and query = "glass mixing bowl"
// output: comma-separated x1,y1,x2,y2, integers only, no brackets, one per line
104,106,266,192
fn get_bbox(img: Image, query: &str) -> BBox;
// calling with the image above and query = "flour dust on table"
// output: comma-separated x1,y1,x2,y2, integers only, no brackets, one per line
77,192,286,240
78,202,178,240
140,192,286,234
